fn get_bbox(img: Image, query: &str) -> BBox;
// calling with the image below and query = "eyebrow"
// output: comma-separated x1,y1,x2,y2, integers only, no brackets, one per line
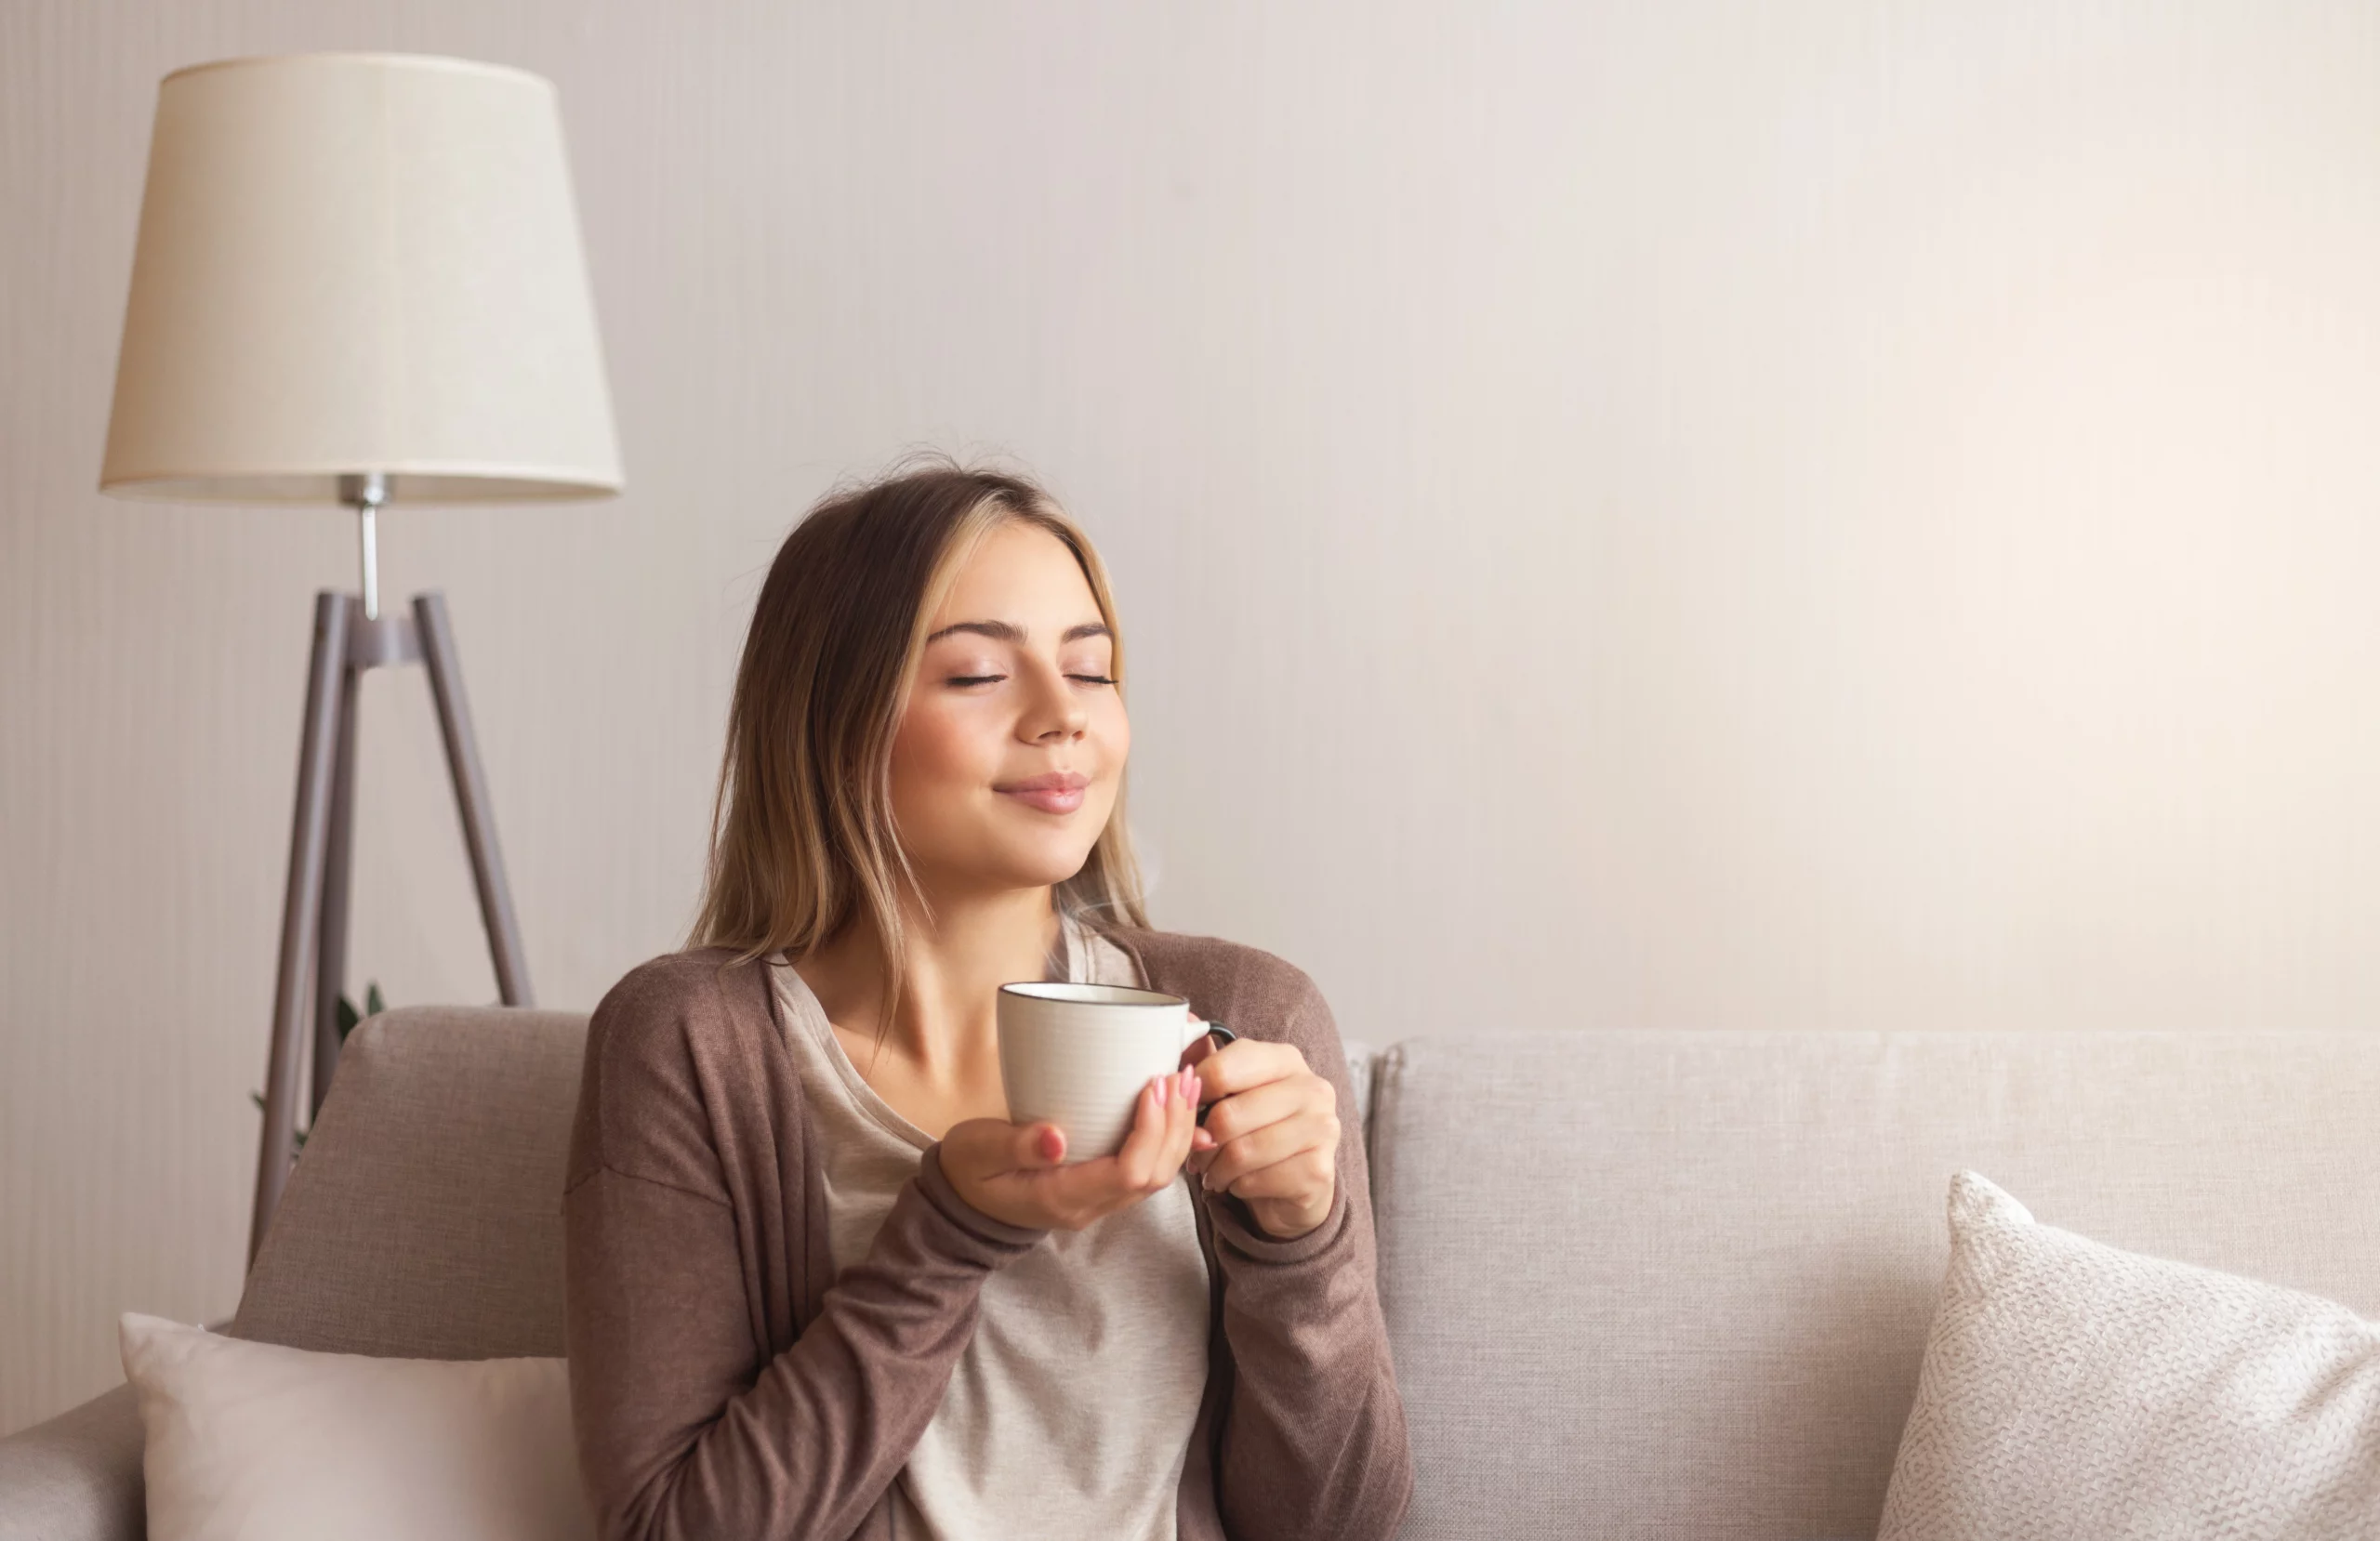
924,620,1113,645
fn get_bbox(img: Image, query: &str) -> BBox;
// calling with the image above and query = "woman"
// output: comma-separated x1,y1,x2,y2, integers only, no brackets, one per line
562,455,1412,1541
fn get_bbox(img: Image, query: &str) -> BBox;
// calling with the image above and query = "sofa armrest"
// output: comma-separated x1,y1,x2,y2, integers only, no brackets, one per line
0,1380,144,1541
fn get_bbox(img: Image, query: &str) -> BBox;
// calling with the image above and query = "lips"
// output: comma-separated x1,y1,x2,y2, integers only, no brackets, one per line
996,770,1090,814
997,770,1089,794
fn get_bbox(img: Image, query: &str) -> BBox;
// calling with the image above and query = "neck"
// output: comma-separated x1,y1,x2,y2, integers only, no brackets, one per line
795,881,1064,1079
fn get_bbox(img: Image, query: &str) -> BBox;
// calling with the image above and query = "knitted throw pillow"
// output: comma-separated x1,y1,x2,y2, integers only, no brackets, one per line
1878,1171,2380,1540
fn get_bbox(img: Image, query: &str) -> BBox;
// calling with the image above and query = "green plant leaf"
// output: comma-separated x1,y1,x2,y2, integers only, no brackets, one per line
252,1089,309,1153
334,981,388,1044
255,979,390,1147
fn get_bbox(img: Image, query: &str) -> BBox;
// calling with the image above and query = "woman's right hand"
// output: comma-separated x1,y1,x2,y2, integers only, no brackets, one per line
937,1069,1202,1231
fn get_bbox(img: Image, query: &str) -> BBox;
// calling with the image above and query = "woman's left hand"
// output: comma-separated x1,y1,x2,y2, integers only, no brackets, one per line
1179,1013,1340,1240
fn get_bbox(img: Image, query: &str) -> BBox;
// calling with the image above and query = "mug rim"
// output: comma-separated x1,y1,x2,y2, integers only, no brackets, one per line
998,981,1186,1008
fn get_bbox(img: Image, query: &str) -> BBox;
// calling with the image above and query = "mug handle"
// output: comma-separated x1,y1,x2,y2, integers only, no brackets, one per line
1181,1012,1235,1052
1188,1021,1233,1125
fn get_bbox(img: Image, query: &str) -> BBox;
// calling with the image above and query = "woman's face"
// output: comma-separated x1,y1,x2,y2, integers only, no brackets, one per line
889,520,1130,902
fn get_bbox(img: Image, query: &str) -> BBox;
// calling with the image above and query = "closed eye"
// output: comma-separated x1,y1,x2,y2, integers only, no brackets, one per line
947,675,1116,687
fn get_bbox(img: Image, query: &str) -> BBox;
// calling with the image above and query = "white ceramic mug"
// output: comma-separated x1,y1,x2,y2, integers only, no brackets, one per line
996,981,1232,1163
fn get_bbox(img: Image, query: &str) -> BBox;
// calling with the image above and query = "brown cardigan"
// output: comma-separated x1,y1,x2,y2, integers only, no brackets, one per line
561,920,1413,1541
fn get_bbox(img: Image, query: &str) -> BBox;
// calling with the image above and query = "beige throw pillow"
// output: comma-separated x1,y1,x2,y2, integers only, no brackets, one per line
118,1311,595,1541
1878,1172,2380,1539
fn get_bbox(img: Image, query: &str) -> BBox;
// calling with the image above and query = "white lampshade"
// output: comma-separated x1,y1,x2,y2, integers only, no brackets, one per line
100,52,622,503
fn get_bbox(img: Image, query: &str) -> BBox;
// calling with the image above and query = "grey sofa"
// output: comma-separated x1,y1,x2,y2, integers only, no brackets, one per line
8,1005,2380,1539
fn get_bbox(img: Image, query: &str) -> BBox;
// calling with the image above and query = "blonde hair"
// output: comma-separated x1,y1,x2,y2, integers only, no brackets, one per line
686,451,1151,1030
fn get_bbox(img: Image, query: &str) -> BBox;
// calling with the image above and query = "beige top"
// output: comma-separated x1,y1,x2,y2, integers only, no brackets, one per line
768,910,1212,1541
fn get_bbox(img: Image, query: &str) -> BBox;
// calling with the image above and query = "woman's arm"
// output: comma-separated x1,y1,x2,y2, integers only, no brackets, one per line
1194,973,1415,1541
562,965,1048,1541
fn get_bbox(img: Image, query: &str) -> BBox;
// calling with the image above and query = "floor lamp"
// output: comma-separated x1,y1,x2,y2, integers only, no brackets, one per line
96,53,624,1268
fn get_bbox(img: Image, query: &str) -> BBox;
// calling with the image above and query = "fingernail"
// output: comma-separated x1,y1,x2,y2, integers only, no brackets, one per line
1153,1074,1169,1106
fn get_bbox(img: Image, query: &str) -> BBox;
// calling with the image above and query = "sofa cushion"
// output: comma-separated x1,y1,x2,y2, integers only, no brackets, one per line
1365,1030,2380,1541
120,1311,592,1539
231,1006,588,1360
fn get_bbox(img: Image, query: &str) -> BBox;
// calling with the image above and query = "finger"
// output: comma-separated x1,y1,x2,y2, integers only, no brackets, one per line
1151,1070,1198,1189
1112,1073,1174,1192
1178,1033,1218,1072
1202,1108,1339,1193
1134,1071,1197,1192
985,1117,1065,1170
1221,1144,1335,1201
942,1115,1063,1174
1199,1073,1329,1148
1190,1039,1307,1100
1184,1122,1216,1176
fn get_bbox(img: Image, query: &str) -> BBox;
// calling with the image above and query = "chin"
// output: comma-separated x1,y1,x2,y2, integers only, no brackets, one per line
988,835,1103,889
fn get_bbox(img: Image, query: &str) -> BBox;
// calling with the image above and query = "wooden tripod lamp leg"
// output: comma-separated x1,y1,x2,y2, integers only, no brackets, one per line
414,591,534,1008
251,592,353,1271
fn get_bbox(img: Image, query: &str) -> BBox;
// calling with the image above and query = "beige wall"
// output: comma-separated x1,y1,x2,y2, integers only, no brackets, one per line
7,0,2380,1434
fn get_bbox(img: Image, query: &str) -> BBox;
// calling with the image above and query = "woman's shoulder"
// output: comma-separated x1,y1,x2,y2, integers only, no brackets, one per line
1086,920,1330,1021
585,943,777,1070
568,946,781,1199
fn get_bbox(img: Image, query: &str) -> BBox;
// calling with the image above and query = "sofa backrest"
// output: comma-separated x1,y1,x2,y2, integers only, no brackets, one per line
230,1005,586,1359
233,1009,2380,1541
1365,1028,2380,1541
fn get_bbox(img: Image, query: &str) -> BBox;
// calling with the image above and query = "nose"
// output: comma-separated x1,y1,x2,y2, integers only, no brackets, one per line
1023,660,1089,741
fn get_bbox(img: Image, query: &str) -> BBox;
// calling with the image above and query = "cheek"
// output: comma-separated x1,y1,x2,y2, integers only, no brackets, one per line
889,702,995,807
1104,710,1130,791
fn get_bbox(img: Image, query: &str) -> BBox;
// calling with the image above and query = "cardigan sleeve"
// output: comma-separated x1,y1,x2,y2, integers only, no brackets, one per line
561,963,1048,1541
1196,970,1415,1541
